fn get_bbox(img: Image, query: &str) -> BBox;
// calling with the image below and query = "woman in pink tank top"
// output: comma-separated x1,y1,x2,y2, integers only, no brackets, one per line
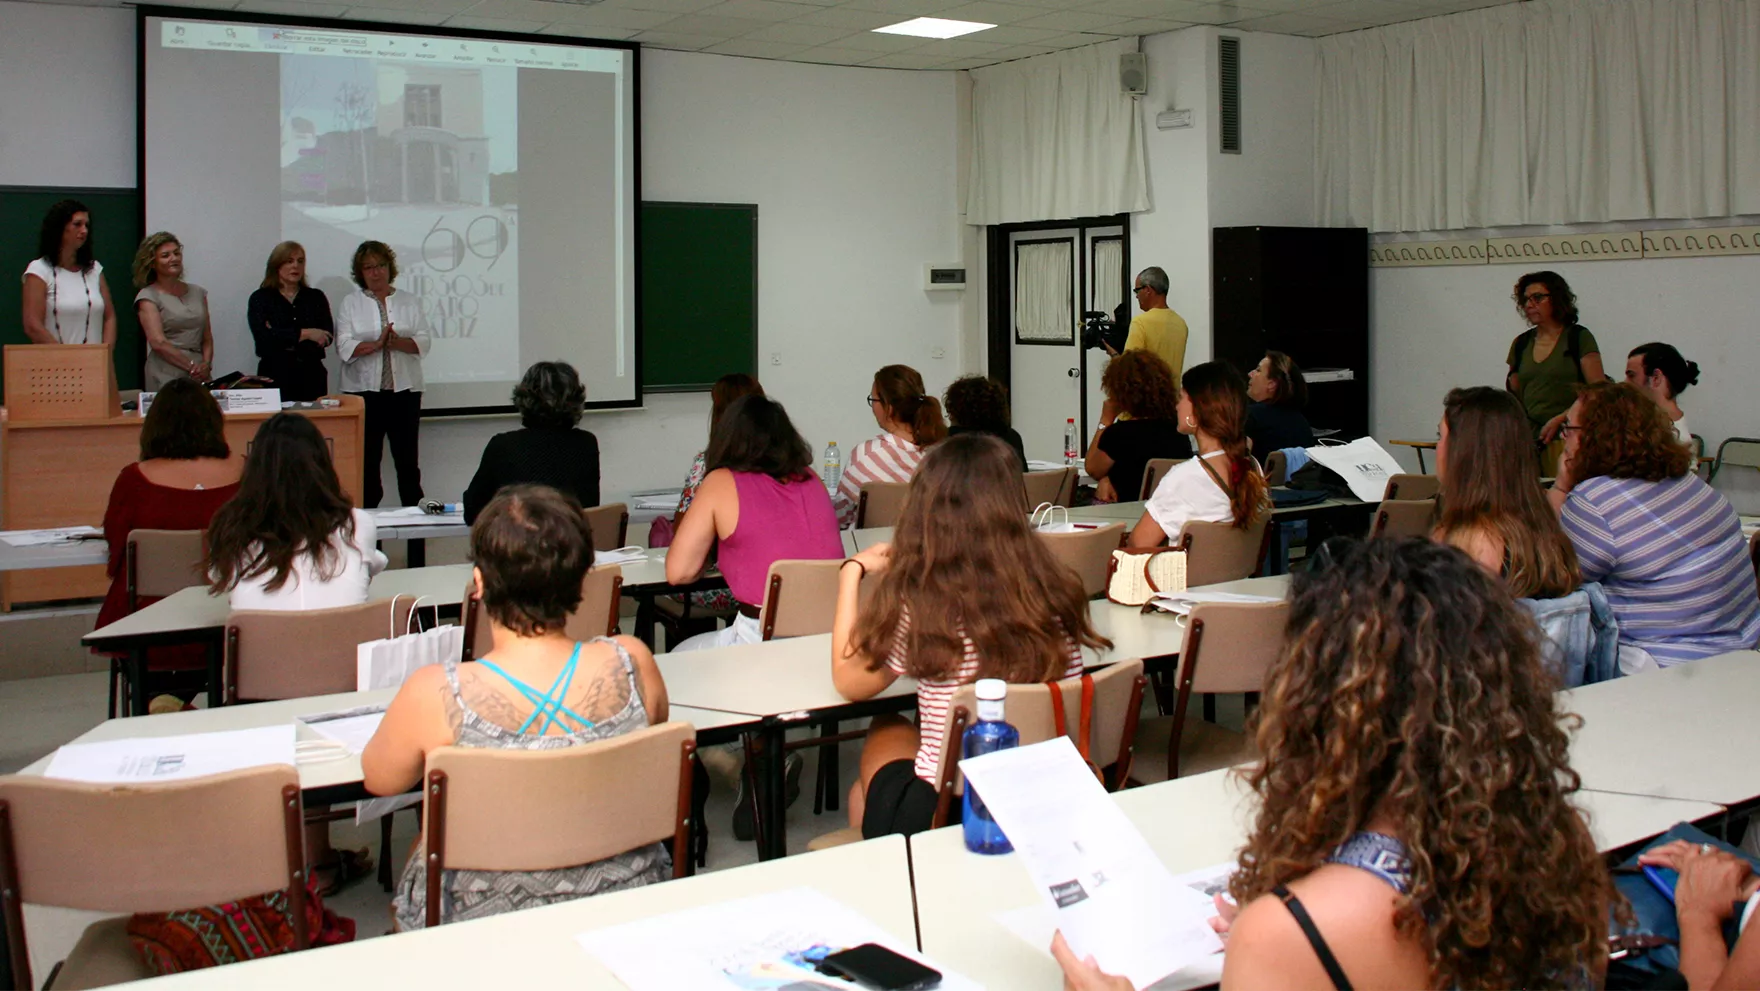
667,395,843,649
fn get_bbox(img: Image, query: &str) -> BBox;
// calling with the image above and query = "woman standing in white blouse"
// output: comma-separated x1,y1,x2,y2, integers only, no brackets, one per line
1128,360,1269,548
21,199,116,346
337,240,430,509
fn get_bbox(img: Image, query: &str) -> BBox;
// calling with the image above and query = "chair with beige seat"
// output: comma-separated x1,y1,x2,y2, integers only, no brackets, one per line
115,528,209,716
1373,499,1438,540
1263,450,1289,487
417,721,697,928
461,565,624,662
854,481,911,529
0,766,307,989
808,660,1147,850
1175,516,1271,588
223,597,417,703
582,502,630,551
1036,522,1127,598
1139,458,1183,501
1381,474,1439,502
1023,467,1078,509
1131,599,1288,784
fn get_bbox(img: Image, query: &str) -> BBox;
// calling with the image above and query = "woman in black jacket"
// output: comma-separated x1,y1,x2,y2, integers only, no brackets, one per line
463,362,600,524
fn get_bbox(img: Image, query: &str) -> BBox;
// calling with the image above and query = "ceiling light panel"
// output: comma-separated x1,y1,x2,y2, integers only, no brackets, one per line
872,16,997,38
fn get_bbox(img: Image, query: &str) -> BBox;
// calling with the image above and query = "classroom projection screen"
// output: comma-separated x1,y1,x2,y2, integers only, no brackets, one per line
139,9,640,411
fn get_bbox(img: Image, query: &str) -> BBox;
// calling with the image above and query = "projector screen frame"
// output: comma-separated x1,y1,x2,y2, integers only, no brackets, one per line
135,4,645,417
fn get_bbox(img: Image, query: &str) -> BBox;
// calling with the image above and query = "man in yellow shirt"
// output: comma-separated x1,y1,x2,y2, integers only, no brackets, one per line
1122,266,1188,376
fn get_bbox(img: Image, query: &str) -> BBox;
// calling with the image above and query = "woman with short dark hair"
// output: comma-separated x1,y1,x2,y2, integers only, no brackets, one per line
666,394,843,648
363,485,670,931
943,375,1026,470
463,361,600,524
22,199,116,346
1551,382,1760,672
337,240,430,508
1506,271,1606,473
1244,350,1315,456
247,241,333,401
1625,341,1700,446
94,379,242,683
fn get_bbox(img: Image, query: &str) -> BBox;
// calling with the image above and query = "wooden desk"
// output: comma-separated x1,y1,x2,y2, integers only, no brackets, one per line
1390,438,1438,472
0,396,365,608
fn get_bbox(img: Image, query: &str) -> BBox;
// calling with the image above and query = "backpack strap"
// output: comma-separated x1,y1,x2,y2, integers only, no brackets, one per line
1048,674,1103,783
1508,327,1536,379
1567,324,1585,383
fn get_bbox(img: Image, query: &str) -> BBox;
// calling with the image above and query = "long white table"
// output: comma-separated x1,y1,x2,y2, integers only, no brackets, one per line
105,834,917,990
0,536,108,573
1564,649,1760,807
910,769,1726,991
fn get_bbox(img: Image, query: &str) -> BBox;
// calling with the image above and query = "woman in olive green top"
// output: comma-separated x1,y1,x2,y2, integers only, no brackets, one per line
1504,271,1605,473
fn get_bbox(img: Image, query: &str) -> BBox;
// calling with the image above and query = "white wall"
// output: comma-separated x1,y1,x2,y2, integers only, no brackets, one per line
0,2,964,503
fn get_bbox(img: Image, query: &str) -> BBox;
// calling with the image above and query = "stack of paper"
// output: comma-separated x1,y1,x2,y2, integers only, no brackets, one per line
631,493,679,512
1,526,102,547
43,725,296,783
597,546,651,566
1148,589,1284,615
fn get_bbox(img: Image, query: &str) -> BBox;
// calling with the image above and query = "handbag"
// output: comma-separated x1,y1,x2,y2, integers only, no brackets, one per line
1106,548,1187,606
1047,673,1104,783
648,514,675,549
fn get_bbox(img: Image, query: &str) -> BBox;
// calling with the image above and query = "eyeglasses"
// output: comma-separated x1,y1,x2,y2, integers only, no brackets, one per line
1560,422,1583,433
1514,292,1551,303
1132,285,1150,294
865,396,881,406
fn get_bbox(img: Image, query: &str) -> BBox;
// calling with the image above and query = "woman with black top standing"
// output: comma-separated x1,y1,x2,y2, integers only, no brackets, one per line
247,241,333,401
1244,350,1316,455
463,361,600,524
1085,349,1191,502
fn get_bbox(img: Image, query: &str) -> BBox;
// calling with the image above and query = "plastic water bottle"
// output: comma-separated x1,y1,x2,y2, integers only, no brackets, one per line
822,441,842,493
962,678,1019,855
1063,418,1078,466
420,499,461,515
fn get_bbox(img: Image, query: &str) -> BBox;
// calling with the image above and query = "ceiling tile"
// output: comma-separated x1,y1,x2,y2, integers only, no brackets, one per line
692,0,829,20
443,14,549,30
545,5,678,26
931,1,1054,24
1026,30,1117,46
1318,0,1426,18
1014,7,1131,29
628,27,721,45
1206,0,1324,14
918,36,1003,54
963,23,1062,41
792,6,901,27
1225,9,1349,31
831,28,929,50
980,42,1057,57
1158,1,1263,23
647,13,768,33
700,36,813,54
619,0,724,14
739,21,857,42
234,0,351,15
151,0,241,8
1085,0,1193,17
861,51,952,66
342,6,458,23
1091,16,1189,32
791,44,879,61
940,55,1005,67
539,21,643,35
838,0,964,17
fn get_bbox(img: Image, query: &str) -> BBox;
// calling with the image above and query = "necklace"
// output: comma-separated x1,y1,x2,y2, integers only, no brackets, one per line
47,262,93,344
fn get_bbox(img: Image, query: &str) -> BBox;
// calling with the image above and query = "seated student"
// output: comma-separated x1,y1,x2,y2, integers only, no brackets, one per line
463,362,600,524
1086,349,1192,503
1054,538,1614,991
830,434,1111,838
1551,382,1760,672
206,413,387,610
835,364,946,527
666,394,844,648
943,374,1026,470
1625,341,1701,447
1128,361,1267,548
1432,386,1578,598
95,378,242,688
1636,839,1760,989
1244,350,1316,455
362,485,671,931
665,372,764,614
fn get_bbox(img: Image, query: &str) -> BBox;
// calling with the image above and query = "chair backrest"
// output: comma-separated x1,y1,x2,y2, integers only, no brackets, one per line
422,722,695,926
126,528,207,604
462,565,624,661
1373,498,1438,540
1382,473,1439,502
760,559,843,640
1177,515,1271,587
855,481,911,529
1749,529,1759,585
1139,458,1183,501
1036,523,1127,598
225,597,416,702
583,503,629,552
1710,438,1760,483
1023,468,1076,509
1167,600,1289,778
0,766,306,988
927,660,1147,808
1263,450,1288,487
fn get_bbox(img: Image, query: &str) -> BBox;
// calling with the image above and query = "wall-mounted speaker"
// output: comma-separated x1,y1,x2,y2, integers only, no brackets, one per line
1119,52,1147,96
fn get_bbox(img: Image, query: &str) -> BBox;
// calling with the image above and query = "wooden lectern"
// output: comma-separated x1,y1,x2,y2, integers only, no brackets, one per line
1,346,366,609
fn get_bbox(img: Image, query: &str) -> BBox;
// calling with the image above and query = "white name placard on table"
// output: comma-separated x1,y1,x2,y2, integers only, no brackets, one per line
139,387,281,416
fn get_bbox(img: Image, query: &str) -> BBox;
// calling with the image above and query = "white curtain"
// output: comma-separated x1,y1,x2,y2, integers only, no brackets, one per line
1316,0,1760,232
1091,239,1124,314
1014,240,1073,343
967,39,1151,226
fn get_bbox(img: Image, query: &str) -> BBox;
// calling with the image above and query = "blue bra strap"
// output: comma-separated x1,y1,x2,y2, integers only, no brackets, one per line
475,642,597,735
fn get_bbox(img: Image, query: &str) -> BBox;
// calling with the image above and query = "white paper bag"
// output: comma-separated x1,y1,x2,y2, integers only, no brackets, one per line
357,624,462,691
1032,502,1083,534
1303,437,1408,503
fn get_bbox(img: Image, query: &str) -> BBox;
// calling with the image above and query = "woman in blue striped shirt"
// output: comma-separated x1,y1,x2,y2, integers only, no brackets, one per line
1550,382,1760,672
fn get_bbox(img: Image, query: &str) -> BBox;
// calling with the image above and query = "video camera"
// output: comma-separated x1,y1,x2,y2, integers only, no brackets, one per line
1080,310,1129,354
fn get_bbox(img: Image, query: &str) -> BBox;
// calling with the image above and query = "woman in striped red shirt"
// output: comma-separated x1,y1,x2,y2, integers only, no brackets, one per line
835,364,947,527
830,433,1111,838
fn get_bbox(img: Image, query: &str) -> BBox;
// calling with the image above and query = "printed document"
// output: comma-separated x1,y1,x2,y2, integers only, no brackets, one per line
44,725,296,783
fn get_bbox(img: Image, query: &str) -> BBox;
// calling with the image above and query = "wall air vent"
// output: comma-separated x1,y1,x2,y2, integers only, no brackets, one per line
1219,35,1241,154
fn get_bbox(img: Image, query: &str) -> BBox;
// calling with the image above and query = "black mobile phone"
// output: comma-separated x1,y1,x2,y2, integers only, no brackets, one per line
815,943,942,990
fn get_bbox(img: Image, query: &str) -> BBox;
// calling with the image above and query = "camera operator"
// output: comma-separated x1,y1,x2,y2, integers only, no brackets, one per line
1118,266,1187,376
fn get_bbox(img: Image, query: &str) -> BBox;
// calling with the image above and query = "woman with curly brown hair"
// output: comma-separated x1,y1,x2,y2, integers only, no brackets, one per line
1551,382,1760,672
830,433,1110,838
1506,271,1606,474
1127,361,1266,548
1056,537,1614,990
1086,350,1192,502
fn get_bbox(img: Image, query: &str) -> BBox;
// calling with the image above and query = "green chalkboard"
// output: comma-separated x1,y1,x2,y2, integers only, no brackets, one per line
641,202,757,392
0,187,144,403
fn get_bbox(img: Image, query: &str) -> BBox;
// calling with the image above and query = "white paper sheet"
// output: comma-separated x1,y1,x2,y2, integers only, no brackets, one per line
1148,590,1284,615
960,738,1223,989
994,903,1227,991
43,725,296,783
631,494,678,511
299,707,386,754
596,546,651,566
578,887,978,990
1,526,103,547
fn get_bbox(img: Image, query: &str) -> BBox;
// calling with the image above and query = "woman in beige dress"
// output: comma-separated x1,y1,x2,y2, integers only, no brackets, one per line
133,232,213,388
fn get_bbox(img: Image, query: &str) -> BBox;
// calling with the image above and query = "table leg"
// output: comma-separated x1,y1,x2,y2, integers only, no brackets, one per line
206,640,224,709
761,722,789,861
1415,448,1429,473
407,537,426,568
129,650,148,717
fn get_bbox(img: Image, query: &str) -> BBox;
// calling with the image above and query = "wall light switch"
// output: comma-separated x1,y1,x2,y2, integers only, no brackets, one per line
770,352,782,366
931,347,946,359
